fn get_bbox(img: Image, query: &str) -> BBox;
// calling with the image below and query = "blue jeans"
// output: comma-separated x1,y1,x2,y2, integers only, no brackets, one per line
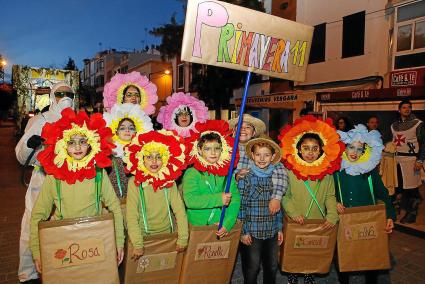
240,234,278,284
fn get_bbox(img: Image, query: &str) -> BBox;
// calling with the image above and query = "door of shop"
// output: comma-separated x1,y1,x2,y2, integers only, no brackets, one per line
269,109,293,142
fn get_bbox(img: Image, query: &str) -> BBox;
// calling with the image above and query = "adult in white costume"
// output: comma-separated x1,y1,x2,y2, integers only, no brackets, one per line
15,82,74,283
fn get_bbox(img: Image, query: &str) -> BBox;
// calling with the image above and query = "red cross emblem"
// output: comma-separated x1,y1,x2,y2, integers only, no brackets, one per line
394,134,406,146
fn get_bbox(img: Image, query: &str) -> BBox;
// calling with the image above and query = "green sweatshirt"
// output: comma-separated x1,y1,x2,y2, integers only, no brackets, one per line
30,171,124,259
334,169,396,220
282,171,339,224
126,178,189,249
182,167,241,231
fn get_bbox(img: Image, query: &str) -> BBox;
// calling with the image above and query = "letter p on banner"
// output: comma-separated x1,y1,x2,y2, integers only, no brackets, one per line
182,0,314,82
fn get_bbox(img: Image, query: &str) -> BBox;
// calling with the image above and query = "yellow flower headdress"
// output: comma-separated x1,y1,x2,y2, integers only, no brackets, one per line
38,109,114,184
123,130,186,190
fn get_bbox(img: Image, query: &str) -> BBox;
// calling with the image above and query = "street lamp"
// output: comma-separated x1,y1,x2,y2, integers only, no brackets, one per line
0,58,6,84
148,69,171,80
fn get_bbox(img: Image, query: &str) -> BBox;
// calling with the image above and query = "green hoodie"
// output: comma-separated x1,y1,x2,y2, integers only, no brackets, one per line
182,167,241,231
282,171,339,224
126,178,189,249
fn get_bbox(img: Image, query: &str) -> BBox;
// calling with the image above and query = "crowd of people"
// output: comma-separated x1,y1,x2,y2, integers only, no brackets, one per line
15,72,423,284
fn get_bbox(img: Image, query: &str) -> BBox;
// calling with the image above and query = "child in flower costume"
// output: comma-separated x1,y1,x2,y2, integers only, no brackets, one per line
103,103,153,199
280,115,343,284
334,124,396,284
103,71,158,114
124,130,189,259
157,92,209,138
182,120,241,238
30,109,125,273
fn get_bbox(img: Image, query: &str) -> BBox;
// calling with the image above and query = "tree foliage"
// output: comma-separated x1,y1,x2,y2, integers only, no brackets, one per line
150,14,184,60
64,57,77,71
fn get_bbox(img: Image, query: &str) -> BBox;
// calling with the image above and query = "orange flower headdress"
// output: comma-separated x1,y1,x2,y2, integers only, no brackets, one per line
184,120,238,176
279,115,345,181
123,130,186,191
38,108,115,184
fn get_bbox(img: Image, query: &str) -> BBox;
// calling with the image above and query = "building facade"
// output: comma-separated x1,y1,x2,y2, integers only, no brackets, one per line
82,48,172,113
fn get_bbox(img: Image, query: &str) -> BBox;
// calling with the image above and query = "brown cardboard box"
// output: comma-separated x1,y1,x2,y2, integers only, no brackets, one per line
179,222,242,284
337,204,390,272
120,232,183,284
38,214,119,284
280,217,337,274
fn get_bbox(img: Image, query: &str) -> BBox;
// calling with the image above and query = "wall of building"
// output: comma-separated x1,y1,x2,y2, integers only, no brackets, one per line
297,0,390,86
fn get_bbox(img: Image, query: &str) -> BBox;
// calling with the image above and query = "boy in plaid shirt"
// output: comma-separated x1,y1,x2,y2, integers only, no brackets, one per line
230,114,288,214
238,136,285,284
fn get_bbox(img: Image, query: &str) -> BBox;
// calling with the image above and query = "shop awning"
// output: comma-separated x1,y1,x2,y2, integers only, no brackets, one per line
317,86,425,103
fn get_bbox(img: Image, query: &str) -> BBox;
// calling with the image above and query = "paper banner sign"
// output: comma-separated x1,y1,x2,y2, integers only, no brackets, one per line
181,0,314,82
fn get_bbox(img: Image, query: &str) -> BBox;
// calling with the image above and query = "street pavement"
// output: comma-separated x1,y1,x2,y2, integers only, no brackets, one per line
0,122,424,284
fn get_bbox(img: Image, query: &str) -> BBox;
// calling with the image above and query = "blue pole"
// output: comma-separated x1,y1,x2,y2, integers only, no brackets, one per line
218,71,252,230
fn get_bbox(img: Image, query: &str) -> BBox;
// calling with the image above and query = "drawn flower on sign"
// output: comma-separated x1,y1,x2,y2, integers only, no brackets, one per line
54,249,67,260
54,248,70,264
139,256,150,271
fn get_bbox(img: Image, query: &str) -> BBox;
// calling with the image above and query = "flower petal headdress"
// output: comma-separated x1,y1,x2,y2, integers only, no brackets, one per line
38,108,115,184
157,92,209,138
103,103,154,158
338,124,384,175
279,115,345,181
184,120,238,176
103,71,158,114
123,130,186,191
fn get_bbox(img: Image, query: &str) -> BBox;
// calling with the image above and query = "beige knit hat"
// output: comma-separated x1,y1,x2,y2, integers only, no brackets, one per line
228,114,266,137
245,135,282,164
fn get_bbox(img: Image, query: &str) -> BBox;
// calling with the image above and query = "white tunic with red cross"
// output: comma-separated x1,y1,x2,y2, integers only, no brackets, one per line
391,120,422,189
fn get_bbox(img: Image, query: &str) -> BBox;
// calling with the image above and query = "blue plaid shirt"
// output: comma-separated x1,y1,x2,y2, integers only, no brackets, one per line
238,172,283,239
237,149,288,200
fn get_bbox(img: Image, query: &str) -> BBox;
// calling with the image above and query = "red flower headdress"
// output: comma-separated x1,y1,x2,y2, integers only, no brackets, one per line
279,115,345,181
38,108,114,184
123,130,186,191
184,120,238,176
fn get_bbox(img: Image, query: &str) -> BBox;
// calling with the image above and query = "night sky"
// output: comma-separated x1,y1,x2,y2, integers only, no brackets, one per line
0,0,185,81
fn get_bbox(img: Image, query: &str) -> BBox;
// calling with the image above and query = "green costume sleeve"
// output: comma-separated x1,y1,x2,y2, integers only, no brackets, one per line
323,175,339,225
281,176,299,218
371,169,396,221
100,170,125,248
30,175,55,259
169,184,189,247
223,176,241,232
182,168,222,209
333,173,342,203
126,178,144,249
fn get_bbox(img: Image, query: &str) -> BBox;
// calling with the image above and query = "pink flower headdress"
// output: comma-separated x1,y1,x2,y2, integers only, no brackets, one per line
103,71,158,114
157,92,209,138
